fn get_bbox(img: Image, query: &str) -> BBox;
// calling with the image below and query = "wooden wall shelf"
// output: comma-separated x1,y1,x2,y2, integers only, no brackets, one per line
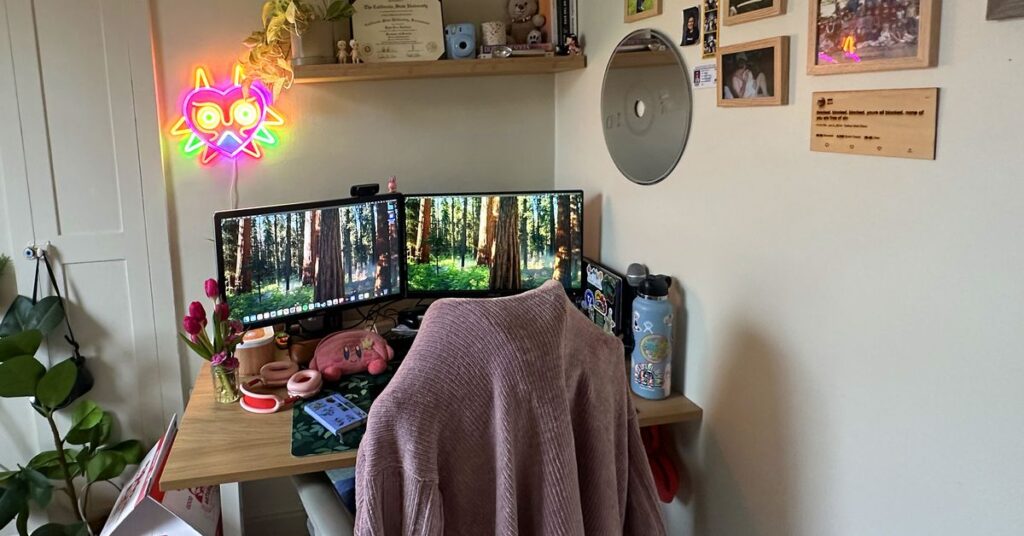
293,55,586,84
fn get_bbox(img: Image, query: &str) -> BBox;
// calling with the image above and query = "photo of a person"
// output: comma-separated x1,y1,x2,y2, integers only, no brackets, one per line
682,7,700,45
703,32,717,55
705,11,718,31
722,50,772,99
705,0,718,10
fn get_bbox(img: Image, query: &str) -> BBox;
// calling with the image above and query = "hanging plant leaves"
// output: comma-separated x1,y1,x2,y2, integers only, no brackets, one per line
0,296,65,337
0,296,34,337
35,358,78,409
0,355,46,398
0,329,43,362
25,297,65,336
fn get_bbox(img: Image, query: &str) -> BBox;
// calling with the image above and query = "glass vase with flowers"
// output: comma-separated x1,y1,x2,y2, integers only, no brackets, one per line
180,278,245,403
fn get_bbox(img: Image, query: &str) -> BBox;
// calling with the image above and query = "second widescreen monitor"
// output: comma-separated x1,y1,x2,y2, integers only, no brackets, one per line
405,191,583,296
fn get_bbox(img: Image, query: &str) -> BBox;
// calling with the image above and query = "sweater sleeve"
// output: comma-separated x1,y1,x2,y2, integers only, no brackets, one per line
623,413,668,536
354,465,444,536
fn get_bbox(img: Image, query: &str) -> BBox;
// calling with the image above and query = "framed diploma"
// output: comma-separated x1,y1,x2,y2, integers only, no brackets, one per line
352,0,445,63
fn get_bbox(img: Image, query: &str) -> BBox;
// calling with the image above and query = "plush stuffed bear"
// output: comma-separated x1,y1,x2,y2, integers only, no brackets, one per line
310,329,394,382
507,0,546,45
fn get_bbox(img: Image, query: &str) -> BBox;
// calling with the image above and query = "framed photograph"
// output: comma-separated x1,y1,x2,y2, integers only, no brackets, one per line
717,36,790,107
626,0,663,23
724,0,786,26
682,7,701,45
807,0,941,75
702,2,719,58
988,0,1024,20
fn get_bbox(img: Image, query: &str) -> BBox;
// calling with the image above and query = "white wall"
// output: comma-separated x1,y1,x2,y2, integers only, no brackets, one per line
556,2,1024,535
150,1,556,533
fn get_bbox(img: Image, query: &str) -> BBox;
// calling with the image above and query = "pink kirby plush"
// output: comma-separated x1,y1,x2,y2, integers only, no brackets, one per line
310,329,394,382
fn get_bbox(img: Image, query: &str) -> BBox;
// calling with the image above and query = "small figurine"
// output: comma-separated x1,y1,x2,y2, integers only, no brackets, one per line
387,176,398,193
350,39,363,64
336,40,349,64
566,34,581,56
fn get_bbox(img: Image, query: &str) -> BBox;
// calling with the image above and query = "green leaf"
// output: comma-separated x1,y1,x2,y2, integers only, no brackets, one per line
17,505,28,536
0,296,33,337
27,450,76,480
0,330,43,362
84,450,126,483
103,440,144,465
179,333,213,360
66,402,106,445
0,476,27,527
24,297,64,336
22,468,52,508
0,355,46,398
31,523,88,536
86,412,113,450
34,358,78,408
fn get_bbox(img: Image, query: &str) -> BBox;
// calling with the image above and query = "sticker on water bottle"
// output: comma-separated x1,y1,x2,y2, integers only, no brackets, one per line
633,362,664,389
638,334,669,363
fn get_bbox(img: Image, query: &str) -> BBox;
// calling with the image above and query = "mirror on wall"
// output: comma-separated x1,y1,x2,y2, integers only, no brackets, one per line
601,29,693,185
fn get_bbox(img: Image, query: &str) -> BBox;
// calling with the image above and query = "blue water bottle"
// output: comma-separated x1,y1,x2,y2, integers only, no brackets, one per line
627,266,673,400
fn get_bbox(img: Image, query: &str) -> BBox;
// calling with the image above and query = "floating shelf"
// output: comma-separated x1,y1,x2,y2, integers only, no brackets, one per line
293,55,587,84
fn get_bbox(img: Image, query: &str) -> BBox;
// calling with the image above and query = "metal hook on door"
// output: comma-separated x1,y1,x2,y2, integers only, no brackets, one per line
22,241,50,260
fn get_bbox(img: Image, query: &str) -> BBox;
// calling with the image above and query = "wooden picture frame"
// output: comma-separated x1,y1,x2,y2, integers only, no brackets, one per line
807,0,941,76
723,0,786,26
987,0,1024,20
717,36,789,107
625,0,663,23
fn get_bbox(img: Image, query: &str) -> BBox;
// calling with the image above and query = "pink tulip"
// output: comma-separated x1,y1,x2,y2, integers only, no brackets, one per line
214,302,230,322
182,316,202,335
189,301,207,325
211,351,228,366
204,278,220,299
229,320,244,334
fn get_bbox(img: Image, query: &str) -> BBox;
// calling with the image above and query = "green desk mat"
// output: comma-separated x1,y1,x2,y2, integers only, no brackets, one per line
290,358,402,457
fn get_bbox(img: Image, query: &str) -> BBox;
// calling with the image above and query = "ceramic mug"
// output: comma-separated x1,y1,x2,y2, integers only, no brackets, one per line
481,21,507,46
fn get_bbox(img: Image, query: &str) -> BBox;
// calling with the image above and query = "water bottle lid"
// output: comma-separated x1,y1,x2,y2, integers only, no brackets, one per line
639,275,671,298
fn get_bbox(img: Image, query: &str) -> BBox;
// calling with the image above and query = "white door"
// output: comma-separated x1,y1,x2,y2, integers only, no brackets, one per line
0,0,183,457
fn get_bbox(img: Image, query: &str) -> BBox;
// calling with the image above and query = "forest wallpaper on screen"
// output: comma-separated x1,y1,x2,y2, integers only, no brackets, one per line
405,193,583,293
220,199,402,321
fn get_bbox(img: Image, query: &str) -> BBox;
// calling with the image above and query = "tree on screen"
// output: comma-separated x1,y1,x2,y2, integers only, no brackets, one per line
414,198,432,263
552,194,571,286
235,217,253,293
315,209,344,302
302,211,321,285
476,196,498,266
373,201,392,293
489,197,521,290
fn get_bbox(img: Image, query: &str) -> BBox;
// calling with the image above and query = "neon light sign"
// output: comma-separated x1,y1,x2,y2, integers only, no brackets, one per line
170,65,284,165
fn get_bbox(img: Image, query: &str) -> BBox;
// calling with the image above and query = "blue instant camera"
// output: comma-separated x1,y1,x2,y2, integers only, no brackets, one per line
445,23,476,60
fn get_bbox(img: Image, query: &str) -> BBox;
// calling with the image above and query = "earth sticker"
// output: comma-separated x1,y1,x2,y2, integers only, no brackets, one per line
639,334,669,363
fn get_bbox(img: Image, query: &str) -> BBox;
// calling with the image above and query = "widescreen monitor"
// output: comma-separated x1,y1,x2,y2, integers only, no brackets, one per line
404,190,584,297
215,194,405,328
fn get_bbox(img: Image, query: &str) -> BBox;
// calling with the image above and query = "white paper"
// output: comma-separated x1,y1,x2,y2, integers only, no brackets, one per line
692,63,717,89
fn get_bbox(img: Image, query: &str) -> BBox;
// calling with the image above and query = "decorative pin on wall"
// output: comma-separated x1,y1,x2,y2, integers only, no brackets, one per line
170,65,285,165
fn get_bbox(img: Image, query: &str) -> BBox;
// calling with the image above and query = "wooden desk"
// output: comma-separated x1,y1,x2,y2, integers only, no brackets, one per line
160,362,702,490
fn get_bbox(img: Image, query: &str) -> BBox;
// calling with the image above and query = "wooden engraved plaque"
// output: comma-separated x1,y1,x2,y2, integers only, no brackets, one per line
811,88,939,160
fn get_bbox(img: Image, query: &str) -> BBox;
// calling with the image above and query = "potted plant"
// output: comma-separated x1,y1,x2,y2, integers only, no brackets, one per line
240,0,355,97
0,262,143,535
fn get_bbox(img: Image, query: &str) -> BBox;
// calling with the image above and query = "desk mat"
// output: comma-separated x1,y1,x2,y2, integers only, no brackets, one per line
290,357,402,457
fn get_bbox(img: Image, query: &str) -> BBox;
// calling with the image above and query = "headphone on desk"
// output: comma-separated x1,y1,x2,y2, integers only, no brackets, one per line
239,362,323,414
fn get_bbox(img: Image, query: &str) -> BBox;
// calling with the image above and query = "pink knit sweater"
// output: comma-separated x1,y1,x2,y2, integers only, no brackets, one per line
354,281,666,535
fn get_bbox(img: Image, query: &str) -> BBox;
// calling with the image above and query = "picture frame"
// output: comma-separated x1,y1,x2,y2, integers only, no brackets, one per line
625,0,663,23
717,36,789,107
987,0,1024,20
807,0,941,76
702,1,720,58
723,0,786,26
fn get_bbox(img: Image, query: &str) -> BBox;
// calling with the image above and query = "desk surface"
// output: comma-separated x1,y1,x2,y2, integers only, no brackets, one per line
160,361,702,490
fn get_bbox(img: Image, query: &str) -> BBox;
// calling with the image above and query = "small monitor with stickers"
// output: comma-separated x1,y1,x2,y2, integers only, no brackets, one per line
579,258,632,341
